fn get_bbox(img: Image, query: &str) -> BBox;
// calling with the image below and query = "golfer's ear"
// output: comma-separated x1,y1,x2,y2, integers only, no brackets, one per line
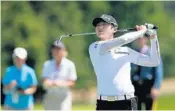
113,27,117,33
64,50,68,57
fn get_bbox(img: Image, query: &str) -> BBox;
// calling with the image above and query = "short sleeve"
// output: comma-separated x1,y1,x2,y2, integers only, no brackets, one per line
68,63,77,81
42,61,50,78
29,70,38,86
2,67,12,85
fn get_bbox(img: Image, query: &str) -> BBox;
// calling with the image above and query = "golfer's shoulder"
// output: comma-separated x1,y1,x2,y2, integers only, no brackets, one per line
43,60,53,68
5,66,16,72
63,58,75,67
3,66,15,77
89,41,104,51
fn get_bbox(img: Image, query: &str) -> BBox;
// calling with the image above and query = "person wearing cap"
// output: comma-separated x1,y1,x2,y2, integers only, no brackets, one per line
89,14,160,110
2,47,38,110
42,41,77,110
131,37,163,110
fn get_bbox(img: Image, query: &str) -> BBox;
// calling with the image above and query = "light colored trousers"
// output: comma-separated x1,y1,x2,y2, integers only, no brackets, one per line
3,105,33,110
43,87,72,111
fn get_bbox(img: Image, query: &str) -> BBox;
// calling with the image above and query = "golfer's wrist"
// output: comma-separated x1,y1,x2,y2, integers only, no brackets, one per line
150,35,157,40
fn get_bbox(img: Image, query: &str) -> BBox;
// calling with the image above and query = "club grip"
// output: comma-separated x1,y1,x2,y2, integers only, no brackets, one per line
127,28,137,31
127,25,158,31
152,26,158,29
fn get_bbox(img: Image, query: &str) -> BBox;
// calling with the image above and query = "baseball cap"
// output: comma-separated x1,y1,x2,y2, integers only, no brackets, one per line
13,47,27,59
51,41,65,49
92,14,118,27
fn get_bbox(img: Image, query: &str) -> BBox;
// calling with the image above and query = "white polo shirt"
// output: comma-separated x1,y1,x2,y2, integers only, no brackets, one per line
42,57,77,83
89,30,160,96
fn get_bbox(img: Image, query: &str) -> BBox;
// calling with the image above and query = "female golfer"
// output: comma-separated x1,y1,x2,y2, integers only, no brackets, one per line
89,14,160,110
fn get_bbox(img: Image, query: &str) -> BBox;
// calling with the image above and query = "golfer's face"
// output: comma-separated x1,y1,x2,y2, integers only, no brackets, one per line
13,57,25,68
52,48,65,60
95,22,114,40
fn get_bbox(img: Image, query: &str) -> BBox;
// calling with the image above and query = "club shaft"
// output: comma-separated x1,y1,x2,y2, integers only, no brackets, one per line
65,28,136,37
58,26,158,41
58,28,134,41
58,32,96,41
68,32,96,37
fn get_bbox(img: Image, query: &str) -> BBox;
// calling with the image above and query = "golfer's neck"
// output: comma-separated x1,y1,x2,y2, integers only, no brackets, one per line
55,59,62,66
15,63,24,69
101,35,114,41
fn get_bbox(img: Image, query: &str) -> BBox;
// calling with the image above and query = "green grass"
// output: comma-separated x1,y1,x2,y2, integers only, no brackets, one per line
1,94,175,110
34,94,175,110
33,103,94,110
73,104,95,110
157,94,175,110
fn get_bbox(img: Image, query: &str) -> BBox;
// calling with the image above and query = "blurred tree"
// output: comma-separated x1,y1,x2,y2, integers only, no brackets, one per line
1,1,96,89
1,1,48,77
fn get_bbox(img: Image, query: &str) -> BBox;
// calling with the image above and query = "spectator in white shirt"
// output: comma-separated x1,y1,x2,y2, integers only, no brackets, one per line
42,41,77,111
89,14,160,110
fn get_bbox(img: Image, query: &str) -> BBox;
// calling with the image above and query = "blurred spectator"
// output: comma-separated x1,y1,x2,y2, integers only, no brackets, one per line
42,41,77,110
2,47,38,110
131,37,164,110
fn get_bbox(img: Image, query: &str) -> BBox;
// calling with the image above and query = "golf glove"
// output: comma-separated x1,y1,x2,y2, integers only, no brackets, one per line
145,29,157,37
145,23,157,37
145,23,155,30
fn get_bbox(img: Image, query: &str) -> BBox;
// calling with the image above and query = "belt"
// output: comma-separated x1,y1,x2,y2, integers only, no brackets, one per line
97,93,135,101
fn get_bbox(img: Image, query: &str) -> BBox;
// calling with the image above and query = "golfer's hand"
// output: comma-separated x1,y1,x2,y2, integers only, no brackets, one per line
43,79,53,87
54,80,65,87
146,29,157,39
6,80,17,90
17,89,25,95
136,25,147,31
151,88,159,100
54,80,75,87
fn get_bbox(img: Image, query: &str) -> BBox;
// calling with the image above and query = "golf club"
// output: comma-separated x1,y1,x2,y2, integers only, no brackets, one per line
58,24,158,42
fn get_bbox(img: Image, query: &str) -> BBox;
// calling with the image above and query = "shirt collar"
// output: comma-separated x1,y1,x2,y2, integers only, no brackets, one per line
52,57,66,68
15,64,26,71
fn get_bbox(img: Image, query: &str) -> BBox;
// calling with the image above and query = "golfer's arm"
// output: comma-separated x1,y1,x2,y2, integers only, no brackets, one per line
131,36,160,67
42,78,50,84
23,86,37,95
99,29,147,53
55,80,76,87
63,80,76,87
3,85,12,94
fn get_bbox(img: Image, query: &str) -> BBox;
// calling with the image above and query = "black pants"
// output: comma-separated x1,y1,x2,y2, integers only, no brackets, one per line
96,97,138,110
133,80,155,110
136,94,153,110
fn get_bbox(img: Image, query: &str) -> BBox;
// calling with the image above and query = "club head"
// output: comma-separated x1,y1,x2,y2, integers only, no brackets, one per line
58,34,71,42
58,32,96,42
